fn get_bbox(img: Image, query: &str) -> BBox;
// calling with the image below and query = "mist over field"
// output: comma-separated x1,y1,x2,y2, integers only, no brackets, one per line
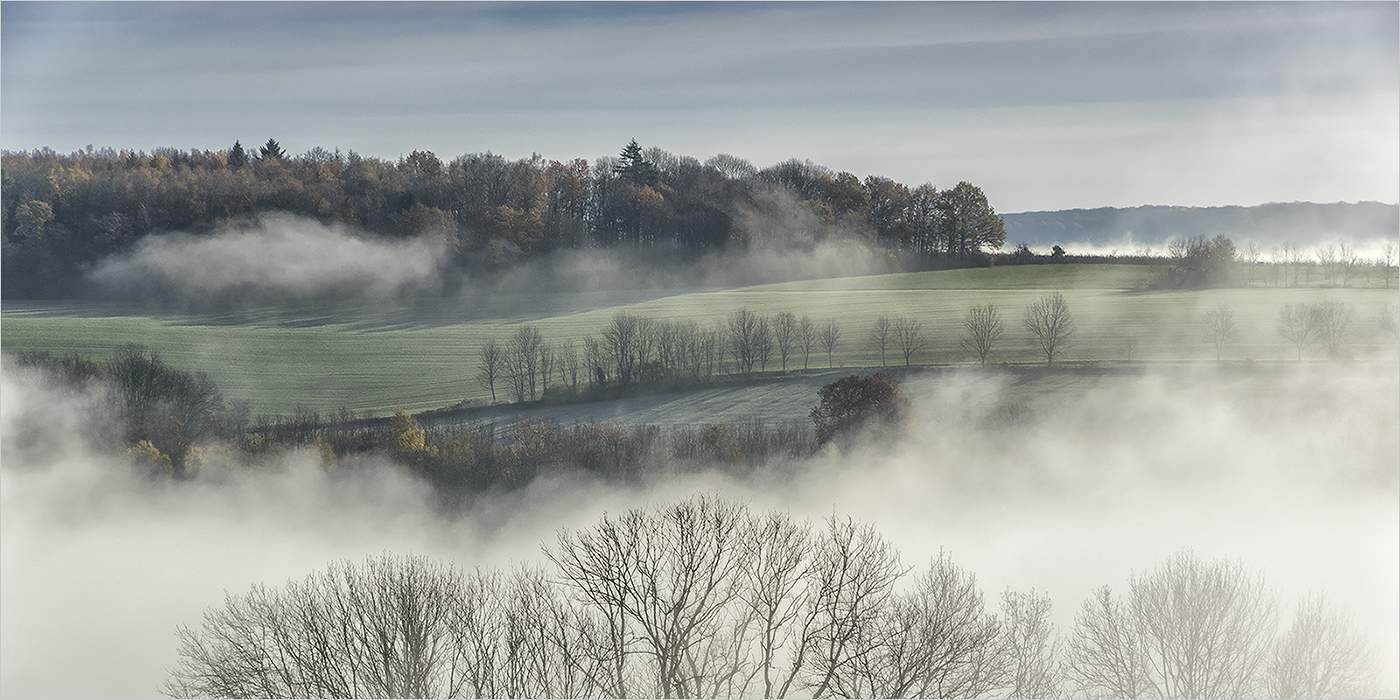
86,214,454,305
82,207,893,308
479,191,892,295
3,358,1395,698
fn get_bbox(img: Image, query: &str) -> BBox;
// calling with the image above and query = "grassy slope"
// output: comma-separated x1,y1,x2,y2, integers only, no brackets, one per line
3,264,1396,417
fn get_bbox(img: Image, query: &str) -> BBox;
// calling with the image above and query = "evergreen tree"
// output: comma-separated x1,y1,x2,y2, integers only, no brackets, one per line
228,140,248,170
258,138,285,162
617,138,658,187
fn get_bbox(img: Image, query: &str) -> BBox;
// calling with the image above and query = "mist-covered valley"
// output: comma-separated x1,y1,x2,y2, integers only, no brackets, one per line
5,0,1398,696
3,355,1396,697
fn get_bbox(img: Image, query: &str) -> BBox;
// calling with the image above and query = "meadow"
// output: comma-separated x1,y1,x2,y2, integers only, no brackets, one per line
3,264,1395,418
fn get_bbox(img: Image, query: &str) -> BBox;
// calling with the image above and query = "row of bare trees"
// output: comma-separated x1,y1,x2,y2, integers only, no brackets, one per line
1204,300,1397,362
1254,241,1398,289
476,293,1396,406
474,299,1083,407
477,310,845,404
166,498,1385,699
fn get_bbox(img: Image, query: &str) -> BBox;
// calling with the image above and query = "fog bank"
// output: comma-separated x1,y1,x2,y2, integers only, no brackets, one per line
2,361,1396,697
86,214,452,305
82,208,895,307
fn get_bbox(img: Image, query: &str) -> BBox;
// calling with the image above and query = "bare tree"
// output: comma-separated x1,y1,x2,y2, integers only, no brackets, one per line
755,315,775,372
869,317,893,368
558,341,579,390
961,304,1004,367
1313,300,1356,358
549,495,755,699
1268,593,1381,699
478,338,503,402
538,344,556,391
840,553,1006,699
1379,303,1398,340
1269,246,1288,287
798,315,818,370
892,317,925,367
1066,586,1147,698
1282,242,1303,287
805,516,905,699
1380,243,1396,289
165,554,472,699
1000,589,1062,699
774,312,798,372
739,511,822,699
603,311,645,387
1203,304,1238,361
1023,293,1075,367
728,308,764,374
1278,303,1320,360
820,319,842,369
1067,550,1277,699
1242,241,1262,285
1317,245,1338,285
1336,242,1358,287
508,325,544,401
583,335,608,387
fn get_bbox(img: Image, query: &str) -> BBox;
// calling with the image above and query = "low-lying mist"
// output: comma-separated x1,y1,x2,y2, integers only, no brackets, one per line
86,214,456,306
81,205,895,309
2,360,1395,697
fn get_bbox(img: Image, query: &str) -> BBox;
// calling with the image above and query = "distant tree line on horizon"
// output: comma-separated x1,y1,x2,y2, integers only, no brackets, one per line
0,139,1008,298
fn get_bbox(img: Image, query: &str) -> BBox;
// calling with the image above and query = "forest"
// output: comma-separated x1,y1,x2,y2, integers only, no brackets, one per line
0,139,1007,298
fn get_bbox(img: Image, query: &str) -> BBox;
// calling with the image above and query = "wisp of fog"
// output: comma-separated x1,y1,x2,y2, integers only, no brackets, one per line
1,360,1396,697
83,202,896,308
86,214,452,305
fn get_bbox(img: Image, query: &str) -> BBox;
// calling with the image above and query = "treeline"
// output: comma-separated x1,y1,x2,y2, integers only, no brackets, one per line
254,372,908,495
254,409,817,495
0,139,1007,297
1001,201,1400,251
165,496,1387,699
12,344,881,493
477,309,848,406
14,345,248,473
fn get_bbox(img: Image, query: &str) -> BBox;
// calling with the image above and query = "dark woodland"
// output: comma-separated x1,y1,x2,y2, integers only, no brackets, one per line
1,140,1007,298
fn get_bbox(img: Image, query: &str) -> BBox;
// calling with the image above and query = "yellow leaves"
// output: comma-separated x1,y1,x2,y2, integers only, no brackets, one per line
12,200,54,243
509,419,560,466
389,409,426,457
127,440,173,472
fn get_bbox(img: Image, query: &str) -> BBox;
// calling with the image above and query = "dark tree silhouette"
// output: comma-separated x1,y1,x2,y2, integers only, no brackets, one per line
1023,293,1075,366
227,140,248,170
961,304,1004,367
258,138,285,161
809,372,911,445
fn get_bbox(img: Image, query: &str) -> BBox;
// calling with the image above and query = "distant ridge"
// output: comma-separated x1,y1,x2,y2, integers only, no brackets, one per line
1001,201,1398,252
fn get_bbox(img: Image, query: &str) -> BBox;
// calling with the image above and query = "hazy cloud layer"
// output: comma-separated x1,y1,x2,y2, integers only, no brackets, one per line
3,360,1395,697
3,3,1394,210
484,190,892,294
84,206,893,304
87,214,451,305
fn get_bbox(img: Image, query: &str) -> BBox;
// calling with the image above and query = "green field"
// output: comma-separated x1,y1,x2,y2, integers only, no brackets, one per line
3,264,1396,417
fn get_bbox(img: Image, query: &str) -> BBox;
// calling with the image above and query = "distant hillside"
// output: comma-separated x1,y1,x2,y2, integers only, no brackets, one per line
1002,202,1398,253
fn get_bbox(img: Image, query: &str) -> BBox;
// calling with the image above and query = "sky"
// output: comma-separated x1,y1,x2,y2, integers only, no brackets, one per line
1,1,1396,212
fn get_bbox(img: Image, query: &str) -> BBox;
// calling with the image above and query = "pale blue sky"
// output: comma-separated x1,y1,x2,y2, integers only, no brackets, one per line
2,1,1396,211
